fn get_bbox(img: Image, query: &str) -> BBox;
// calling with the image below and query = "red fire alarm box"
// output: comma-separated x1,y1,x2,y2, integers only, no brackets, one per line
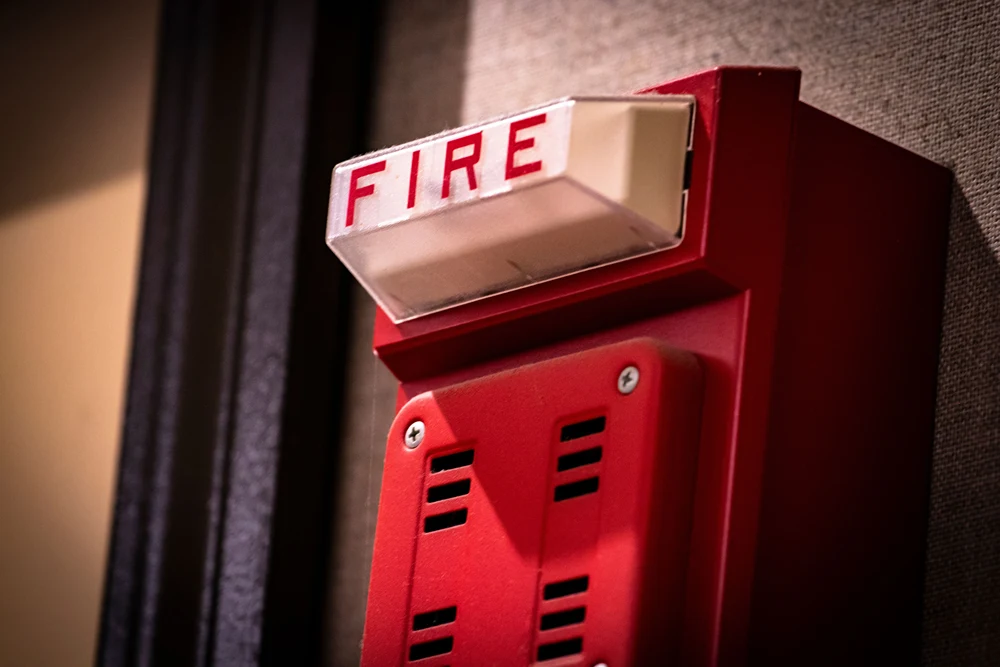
326,67,951,666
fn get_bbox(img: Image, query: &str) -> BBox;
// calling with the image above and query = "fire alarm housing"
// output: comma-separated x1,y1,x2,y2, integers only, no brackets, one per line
327,67,951,665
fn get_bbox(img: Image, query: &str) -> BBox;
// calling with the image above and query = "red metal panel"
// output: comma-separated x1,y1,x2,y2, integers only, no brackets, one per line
748,103,951,664
362,339,704,665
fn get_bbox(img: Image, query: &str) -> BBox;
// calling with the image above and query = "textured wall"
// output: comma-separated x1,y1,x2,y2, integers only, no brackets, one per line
332,1,1000,664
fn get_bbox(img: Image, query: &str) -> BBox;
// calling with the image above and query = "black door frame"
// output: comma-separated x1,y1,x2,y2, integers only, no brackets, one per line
97,1,381,664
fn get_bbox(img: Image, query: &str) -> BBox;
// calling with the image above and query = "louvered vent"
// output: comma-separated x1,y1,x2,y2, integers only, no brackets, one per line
406,448,476,661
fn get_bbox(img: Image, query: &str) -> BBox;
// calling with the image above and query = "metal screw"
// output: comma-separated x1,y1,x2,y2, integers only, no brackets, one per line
404,420,425,448
617,365,639,394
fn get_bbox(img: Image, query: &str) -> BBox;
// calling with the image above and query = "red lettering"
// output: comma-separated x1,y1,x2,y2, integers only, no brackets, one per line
407,150,420,209
345,160,386,227
441,131,482,198
505,113,546,180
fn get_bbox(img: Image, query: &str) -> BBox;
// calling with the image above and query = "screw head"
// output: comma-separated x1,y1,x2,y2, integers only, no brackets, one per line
404,420,425,448
617,365,639,394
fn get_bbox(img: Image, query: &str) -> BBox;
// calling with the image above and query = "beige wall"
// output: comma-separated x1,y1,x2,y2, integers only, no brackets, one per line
0,2,158,665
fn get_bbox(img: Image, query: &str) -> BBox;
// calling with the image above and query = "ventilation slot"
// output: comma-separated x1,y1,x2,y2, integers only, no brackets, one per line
543,575,589,600
537,637,583,661
560,416,606,442
408,636,453,661
424,508,467,533
539,606,586,631
554,476,599,501
430,449,474,473
412,606,457,631
427,478,471,503
557,446,602,471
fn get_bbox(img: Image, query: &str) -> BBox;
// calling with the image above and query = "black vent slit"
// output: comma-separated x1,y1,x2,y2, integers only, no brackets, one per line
412,606,457,631
557,446,602,471
423,508,467,533
554,476,599,501
408,636,453,661
537,637,583,661
543,576,589,600
427,478,471,503
430,449,474,473
560,417,606,442
539,606,586,630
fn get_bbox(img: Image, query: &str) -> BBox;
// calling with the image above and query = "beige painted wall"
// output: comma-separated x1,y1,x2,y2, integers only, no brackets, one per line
0,2,158,665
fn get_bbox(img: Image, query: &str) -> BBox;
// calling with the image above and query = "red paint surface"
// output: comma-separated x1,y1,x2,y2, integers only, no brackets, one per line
362,66,951,665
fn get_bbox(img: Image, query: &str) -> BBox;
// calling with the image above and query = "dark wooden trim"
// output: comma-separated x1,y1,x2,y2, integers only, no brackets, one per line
97,1,380,665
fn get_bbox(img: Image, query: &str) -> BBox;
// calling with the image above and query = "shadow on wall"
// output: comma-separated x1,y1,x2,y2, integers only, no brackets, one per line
923,184,1000,664
366,0,471,149
0,0,154,219
322,2,471,666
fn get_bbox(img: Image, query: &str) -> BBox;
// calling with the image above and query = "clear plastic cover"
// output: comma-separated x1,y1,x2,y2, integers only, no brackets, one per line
327,96,693,321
